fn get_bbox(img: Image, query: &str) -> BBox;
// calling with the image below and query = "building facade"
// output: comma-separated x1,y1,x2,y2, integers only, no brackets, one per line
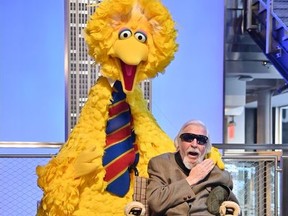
65,0,151,139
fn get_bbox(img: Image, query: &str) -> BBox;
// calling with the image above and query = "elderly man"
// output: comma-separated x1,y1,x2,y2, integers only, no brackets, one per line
146,120,240,216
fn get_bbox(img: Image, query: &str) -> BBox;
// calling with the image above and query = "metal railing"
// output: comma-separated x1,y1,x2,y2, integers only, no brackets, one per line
0,142,287,216
247,0,288,54
215,143,288,216
246,0,288,90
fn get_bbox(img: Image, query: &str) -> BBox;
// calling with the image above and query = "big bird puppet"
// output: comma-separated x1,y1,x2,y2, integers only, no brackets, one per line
36,0,224,215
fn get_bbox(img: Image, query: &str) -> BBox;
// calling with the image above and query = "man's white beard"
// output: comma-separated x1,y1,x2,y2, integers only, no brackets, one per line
183,153,206,170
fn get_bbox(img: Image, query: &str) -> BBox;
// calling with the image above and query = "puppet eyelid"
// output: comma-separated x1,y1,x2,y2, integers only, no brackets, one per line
118,29,132,39
134,31,147,43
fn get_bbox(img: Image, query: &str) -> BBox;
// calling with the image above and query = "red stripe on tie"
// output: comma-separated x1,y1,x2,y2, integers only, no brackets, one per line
104,149,136,182
109,100,129,116
106,124,131,147
133,143,138,152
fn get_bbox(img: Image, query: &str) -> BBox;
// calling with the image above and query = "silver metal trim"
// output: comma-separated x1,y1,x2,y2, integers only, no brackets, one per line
0,142,62,148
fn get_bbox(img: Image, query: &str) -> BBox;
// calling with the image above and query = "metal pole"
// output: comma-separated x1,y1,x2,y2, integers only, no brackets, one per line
281,151,288,216
265,0,273,54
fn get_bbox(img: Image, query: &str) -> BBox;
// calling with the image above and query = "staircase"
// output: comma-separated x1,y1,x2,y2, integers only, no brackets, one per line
246,0,288,93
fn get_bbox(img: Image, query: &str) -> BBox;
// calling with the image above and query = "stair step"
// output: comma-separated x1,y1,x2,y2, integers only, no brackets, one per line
274,10,288,28
273,9,288,19
275,18,288,30
273,2,288,8
280,17,288,26
280,29,288,40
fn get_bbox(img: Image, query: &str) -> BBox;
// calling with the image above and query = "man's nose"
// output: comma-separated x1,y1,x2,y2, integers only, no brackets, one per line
190,139,198,147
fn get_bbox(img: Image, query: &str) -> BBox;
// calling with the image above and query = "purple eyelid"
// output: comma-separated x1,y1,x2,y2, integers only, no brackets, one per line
135,30,147,36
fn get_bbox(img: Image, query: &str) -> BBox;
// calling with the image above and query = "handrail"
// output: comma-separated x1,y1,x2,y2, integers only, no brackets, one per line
1,141,288,148
0,142,62,148
257,0,288,53
213,143,288,150
1,141,286,215
0,154,54,158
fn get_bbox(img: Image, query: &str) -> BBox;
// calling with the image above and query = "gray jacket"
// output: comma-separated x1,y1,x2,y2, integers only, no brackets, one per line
146,152,239,216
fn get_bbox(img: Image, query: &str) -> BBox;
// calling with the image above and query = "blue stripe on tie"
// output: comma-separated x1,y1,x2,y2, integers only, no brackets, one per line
103,136,134,166
106,111,131,134
112,81,126,102
106,170,130,197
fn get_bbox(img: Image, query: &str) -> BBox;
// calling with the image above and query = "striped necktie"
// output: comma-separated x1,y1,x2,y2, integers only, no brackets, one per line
103,80,139,197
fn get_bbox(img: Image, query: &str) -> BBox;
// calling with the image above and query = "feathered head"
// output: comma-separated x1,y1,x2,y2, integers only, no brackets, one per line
85,0,178,92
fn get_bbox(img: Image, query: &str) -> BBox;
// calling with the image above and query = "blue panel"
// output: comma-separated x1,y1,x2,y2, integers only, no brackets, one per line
0,0,65,142
0,0,223,143
152,0,224,142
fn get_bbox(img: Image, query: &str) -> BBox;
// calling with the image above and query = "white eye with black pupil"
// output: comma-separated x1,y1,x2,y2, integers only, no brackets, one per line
119,29,132,39
134,32,147,43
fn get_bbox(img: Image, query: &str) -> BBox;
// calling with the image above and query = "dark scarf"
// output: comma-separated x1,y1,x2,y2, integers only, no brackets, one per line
174,151,190,176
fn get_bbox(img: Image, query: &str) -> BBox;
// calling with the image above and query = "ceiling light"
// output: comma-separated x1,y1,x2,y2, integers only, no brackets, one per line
238,75,254,82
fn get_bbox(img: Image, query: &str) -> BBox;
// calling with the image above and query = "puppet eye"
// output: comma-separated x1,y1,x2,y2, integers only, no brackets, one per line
119,29,132,39
134,31,147,43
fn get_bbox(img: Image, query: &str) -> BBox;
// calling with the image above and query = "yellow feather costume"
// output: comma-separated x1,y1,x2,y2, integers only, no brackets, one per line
36,0,224,215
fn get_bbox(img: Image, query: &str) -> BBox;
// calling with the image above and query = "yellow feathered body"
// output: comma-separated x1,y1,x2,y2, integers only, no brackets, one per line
37,77,175,215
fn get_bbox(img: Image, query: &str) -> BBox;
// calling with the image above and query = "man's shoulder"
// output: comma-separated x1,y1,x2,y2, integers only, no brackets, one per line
150,152,175,161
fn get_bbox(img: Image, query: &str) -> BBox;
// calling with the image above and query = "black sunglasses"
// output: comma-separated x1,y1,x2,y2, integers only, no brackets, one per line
179,133,208,145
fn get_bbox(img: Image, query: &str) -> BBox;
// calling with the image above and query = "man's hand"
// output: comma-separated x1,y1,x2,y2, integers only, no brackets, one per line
186,159,215,186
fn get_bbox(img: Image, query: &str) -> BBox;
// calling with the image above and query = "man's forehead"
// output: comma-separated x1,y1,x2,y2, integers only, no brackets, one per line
182,124,207,134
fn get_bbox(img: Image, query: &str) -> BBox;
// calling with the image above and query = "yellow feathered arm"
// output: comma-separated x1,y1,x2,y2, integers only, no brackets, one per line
206,146,225,169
